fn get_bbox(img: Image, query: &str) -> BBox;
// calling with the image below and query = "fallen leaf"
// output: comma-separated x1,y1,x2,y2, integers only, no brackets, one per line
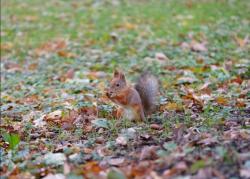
177,70,199,84
86,71,107,79
83,161,102,174
33,115,46,127
1,42,13,51
107,157,125,166
149,171,162,179
28,63,38,71
163,168,178,177
175,161,188,171
83,147,93,154
4,62,22,72
165,102,183,111
46,110,62,120
116,136,127,146
230,76,243,84
235,99,246,107
155,52,169,61
140,146,159,160
197,137,218,146
240,169,250,178
234,35,249,48
57,50,76,58
191,41,208,52
150,124,162,130
97,146,112,157
216,96,229,106
24,15,38,22
35,39,67,56
43,174,66,179
43,153,66,166
117,22,137,30
129,161,152,177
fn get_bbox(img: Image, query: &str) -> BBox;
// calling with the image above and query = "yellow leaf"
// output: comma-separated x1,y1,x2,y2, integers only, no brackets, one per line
165,102,183,111
216,96,228,106
0,42,13,51
57,50,76,58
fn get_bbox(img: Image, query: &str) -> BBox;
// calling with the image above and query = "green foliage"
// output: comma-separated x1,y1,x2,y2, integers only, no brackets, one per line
2,133,20,150
91,118,109,129
107,168,126,179
191,160,206,173
163,141,177,152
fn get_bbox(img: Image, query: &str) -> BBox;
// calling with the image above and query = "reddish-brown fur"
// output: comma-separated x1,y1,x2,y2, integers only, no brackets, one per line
106,70,158,121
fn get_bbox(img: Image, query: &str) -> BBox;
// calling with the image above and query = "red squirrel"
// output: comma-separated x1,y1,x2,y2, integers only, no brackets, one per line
106,70,159,121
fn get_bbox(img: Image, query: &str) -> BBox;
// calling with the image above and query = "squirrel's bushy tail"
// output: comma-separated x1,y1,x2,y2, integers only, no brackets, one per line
135,72,159,115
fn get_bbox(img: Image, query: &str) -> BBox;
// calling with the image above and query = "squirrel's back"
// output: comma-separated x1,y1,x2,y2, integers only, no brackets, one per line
135,72,159,115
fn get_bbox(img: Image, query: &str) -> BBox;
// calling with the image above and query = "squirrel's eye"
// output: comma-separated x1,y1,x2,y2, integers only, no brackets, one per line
116,83,120,87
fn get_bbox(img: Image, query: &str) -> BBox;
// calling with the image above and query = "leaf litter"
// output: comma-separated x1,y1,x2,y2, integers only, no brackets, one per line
1,0,250,179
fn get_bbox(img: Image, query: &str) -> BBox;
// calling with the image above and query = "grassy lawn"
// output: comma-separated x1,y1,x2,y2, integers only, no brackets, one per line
1,0,250,178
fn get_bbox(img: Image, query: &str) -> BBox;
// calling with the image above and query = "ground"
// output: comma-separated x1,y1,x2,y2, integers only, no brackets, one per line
1,0,250,178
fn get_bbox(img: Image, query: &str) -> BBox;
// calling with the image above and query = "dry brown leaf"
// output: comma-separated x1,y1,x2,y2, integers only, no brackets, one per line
57,50,76,58
155,52,169,61
150,124,162,130
223,129,250,140
1,42,13,51
191,41,208,52
235,99,246,108
20,94,39,104
97,147,112,157
86,71,107,79
28,63,38,71
173,124,186,143
129,161,152,177
46,110,62,121
4,62,22,72
230,76,243,84
24,15,38,22
140,146,159,160
234,35,249,48
123,22,137,30
35,39,67,56
163,168,178,177
197,137,218,146
165,102,183,111
83,161,102,174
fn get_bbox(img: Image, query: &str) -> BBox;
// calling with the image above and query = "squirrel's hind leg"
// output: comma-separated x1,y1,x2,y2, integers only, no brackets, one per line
132,104,146,122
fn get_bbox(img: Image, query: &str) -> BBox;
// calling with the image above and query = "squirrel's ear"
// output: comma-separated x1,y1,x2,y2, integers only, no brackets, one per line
119,72,126,82
114,69,119,77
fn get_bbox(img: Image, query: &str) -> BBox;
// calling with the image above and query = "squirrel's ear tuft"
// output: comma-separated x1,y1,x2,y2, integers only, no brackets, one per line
114,69,119,77
119,72,126,81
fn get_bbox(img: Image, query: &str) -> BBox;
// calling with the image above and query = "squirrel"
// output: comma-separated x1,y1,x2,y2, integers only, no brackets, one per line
106,69,159,121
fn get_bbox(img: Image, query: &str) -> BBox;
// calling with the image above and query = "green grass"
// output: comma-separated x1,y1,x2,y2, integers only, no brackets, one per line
2,0,250,56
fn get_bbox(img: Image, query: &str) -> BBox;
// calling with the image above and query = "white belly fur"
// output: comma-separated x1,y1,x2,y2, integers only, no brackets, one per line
123,108,136,120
